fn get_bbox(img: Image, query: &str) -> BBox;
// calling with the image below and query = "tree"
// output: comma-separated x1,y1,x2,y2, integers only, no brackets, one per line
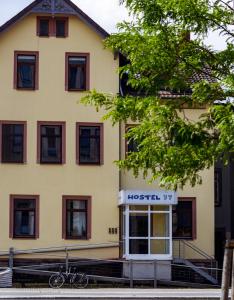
81,0,234,190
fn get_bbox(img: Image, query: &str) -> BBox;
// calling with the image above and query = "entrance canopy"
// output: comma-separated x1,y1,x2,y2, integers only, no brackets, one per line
119,190,177,206
119,190,177,260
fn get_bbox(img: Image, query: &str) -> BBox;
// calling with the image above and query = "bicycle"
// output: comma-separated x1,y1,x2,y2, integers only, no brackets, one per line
49,266,89,289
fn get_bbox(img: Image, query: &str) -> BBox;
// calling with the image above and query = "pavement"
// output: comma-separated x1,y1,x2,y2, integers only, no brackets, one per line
0,288,226,299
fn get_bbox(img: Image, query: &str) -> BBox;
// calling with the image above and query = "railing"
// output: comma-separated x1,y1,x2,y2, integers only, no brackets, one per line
173,239,218,280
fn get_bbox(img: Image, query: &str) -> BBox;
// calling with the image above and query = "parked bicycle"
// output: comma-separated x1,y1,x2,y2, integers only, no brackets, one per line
49,266,89,289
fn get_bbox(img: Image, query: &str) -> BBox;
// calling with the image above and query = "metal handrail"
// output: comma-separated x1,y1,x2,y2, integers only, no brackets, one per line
0,242,119,256
182,240,214,260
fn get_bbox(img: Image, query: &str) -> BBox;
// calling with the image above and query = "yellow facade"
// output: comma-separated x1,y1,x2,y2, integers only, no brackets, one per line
0,13,119,258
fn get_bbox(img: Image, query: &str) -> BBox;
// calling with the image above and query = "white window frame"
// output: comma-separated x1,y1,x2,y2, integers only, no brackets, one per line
123,205,172,260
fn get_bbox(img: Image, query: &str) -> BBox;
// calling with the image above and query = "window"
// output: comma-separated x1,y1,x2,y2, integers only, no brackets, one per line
0,122,26,163
215,168,222,207
55,18,68,37
65,53,90,91
10,195,39,239
122,205,171,258
14,51,39,90
125,125,138,155
37,17,50,37
37,122,65,164
37,17,68,37
62,196,91,240
172,198,196,240
76,123,103,165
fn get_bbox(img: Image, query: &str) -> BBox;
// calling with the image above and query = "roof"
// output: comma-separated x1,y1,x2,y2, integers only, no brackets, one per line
0,0,109,39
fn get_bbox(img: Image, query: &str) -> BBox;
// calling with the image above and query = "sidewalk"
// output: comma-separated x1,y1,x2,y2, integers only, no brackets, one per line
0,288,225,299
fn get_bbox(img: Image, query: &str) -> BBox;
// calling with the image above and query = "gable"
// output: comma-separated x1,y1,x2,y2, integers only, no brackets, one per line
0,0,109,39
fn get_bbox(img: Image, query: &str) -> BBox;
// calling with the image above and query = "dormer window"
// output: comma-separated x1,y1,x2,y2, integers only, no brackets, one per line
37,17,68,38
38,17,50,37
55,18,68,37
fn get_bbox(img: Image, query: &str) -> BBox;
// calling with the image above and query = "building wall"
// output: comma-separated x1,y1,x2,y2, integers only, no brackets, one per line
0,14,120,257
121,109,215,259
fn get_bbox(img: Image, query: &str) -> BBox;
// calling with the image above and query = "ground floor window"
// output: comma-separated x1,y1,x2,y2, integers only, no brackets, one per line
10,195,39,239
62,196,91,240
122,205,172,259
172,197,196,240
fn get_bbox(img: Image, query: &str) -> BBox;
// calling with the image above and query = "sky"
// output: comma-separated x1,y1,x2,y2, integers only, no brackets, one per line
0,0,230,50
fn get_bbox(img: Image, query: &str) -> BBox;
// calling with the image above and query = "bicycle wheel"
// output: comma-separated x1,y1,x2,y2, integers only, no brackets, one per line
73,273,89,288
49,273,65,288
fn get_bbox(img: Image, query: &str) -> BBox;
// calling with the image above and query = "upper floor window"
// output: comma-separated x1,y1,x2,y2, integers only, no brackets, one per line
215,168,222,207
126,125,139,155
0,122,26,163
65,53,90,91
37,122,66,164
37,17,50,37
76,123,103,165
14,51,39,90
37,17,68,38
10,195,39,239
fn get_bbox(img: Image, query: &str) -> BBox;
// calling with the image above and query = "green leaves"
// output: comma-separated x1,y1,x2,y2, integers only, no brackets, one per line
81,0,234,189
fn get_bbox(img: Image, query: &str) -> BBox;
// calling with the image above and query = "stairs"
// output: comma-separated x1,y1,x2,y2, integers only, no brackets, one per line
173,258,218,285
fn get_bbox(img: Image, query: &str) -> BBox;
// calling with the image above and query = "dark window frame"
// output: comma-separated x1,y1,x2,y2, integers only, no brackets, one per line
0,121,27,164
76,122,104,165
9,195,39,239
37,16,52,37
36,17,68,38
172,197,197,240
55,17,69,38
14,51,39,90
65,53,90,91
62,195,91,240
37,121,66,164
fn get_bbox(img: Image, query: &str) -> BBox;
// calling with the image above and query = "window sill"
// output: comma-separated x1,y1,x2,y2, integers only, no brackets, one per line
39,162,65,165
77,162,103,166
67,89,88,92
15,88,37,91
1,161,26,164
12,236,38,240
64,237,89,240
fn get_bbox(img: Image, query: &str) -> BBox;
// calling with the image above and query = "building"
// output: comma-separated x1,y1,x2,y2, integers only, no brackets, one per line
0,0,216,283
215,154,234,265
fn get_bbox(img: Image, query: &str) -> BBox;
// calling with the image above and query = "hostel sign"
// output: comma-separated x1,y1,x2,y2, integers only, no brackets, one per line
119,190,177,205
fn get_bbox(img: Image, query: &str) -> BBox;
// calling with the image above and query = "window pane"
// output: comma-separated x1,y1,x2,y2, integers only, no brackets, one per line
129,213,148,237
2,124,24,163
68,56,86,90
39,19,49,36
66,211,87,238
14,199,35,210
56,20,66,37
126,127,138,153
129,239,148,254
40,125,62,163
151,205,169,211
173,201,193,238
14,199,35,237
150,239,169,254
79,126,100,164
17,55,36,89
67,200,86,210
150,213,169,237
129,205,148,211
